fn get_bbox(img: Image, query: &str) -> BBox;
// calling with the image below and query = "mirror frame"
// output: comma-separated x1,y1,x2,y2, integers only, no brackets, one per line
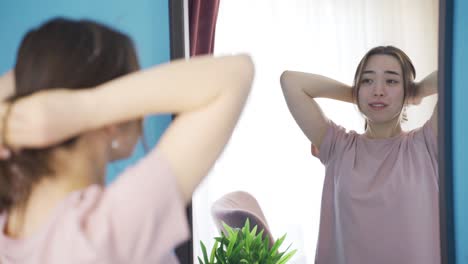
169,0,193,263
170,1,454,263
438,0,455,263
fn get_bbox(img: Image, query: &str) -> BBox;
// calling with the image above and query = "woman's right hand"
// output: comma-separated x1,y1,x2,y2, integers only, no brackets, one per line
407,82,423,106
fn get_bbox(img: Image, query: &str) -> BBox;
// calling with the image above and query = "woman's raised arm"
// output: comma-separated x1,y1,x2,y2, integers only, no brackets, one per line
280,71,352,149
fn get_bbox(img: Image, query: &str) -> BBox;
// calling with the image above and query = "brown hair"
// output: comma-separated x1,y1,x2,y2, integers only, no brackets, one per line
351,46,416,127
0,18,140,212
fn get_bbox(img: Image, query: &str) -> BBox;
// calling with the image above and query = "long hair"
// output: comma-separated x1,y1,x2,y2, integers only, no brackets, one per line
351,46,416,129
0,18,140,212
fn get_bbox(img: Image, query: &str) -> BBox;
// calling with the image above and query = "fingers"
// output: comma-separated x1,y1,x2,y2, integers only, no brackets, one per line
3,98,43,148
0,103,13,160
0,97,48,150
0,102,30,150
0,103,10,148
409,96,422,106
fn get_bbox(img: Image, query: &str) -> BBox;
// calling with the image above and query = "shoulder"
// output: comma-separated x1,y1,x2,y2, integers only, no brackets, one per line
64,150,189,261
405,119,437,144
318,121,360,164
322,121,360,147
400,119,438,159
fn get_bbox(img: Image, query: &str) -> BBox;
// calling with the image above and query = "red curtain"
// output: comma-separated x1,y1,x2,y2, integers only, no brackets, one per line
189,0,220,56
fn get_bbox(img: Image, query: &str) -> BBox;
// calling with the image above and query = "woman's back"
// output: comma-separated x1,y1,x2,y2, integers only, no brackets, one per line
0,149,188,264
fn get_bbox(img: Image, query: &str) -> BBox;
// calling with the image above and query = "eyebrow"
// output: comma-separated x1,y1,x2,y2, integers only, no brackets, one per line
362,70,401,76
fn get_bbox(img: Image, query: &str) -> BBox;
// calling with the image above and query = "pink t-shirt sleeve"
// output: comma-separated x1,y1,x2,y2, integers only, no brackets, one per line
413,118,438,176
318,121,353,165
79,149,189,262
421,118,438,158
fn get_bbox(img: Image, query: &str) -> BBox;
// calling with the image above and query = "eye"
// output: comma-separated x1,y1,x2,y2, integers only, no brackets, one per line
361,78,373,84
386,79,399,85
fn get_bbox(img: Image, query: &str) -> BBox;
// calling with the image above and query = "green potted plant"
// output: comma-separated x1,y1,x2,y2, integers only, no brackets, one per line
198,219,297,264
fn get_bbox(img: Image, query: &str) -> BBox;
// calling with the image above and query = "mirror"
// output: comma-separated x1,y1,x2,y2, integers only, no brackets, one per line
193,1,439,263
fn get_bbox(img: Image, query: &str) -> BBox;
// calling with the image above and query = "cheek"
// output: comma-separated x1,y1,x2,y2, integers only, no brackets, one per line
390,87,405,103
357,87,370,105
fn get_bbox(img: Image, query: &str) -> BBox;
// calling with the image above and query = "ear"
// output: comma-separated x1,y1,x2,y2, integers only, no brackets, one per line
105,121,142,162
104,125,124,161
102,124,121,140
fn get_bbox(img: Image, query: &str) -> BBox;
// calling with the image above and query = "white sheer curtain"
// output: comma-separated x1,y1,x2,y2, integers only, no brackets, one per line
193,1,438,263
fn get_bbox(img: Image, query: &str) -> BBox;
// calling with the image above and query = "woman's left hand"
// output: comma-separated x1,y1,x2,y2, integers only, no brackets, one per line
4,89,87,149
0,103,12,159
408,71,438,106
408,82,423,105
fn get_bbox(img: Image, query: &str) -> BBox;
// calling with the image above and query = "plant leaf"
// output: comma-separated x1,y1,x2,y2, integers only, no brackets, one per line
270,234,286,256
210,241,218,263
199,219,297,264
226,229,238,257
200,241,209,264
277,249,297,264
222,221,236,237
197,256,204,264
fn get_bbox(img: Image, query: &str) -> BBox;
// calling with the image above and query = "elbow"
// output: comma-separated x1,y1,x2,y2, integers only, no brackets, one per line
234,54,255,92
241,54,255,82
280,70,295,92
280,70,289,86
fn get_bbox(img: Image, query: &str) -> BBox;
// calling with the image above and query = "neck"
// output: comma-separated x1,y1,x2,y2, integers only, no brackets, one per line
5,149,106,238
365,117,403,139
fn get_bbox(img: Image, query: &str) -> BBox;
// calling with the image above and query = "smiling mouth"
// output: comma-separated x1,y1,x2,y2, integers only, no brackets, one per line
368,103,388,110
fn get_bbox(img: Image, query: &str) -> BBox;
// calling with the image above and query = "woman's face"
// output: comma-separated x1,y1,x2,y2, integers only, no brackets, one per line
358,54,405,125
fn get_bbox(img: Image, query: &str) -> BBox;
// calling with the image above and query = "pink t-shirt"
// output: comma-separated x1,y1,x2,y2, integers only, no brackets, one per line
315,120,439,264
0,149,189,263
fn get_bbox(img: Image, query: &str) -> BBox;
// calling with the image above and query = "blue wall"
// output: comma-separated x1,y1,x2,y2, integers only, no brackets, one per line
453,0,468,262
0,0,172,183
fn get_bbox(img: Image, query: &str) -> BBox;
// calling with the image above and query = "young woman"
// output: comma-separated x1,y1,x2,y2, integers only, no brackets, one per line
281,46,438,264
0,18,254,263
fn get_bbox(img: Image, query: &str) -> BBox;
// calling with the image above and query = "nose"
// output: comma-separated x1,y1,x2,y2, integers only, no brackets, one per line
373,81,385,97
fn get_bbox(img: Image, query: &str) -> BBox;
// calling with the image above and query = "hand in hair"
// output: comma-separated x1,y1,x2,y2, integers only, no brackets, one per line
407,92,423,106
0,70,15,158
2,55,254,152
407,81,424,105
1,54,254,203
0,104,12,159
1,89,86,149
0,70,15,101
409,71,438,106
